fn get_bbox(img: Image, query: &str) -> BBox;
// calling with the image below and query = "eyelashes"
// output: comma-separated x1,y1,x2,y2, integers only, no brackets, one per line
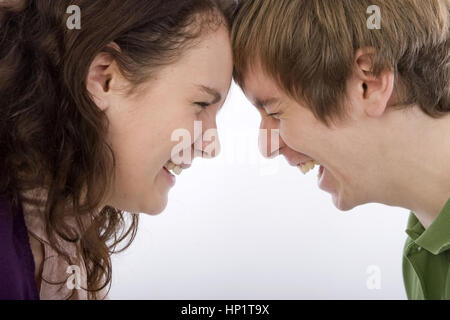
267,112,281,120
265,102,284,119
194,101,211,109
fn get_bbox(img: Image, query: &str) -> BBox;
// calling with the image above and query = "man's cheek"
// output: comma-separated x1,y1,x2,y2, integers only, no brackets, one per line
281,123,303,151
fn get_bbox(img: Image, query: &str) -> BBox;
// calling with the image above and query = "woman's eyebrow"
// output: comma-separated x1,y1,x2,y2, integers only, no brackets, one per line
197,85,222,104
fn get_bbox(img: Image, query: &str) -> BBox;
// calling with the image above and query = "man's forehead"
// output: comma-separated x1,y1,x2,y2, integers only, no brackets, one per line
242,65,282,104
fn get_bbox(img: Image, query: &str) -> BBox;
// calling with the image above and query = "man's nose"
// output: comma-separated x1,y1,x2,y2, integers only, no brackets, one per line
258,117,285,158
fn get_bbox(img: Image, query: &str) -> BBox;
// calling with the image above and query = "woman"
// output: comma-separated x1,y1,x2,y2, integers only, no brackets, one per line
0,0,234,299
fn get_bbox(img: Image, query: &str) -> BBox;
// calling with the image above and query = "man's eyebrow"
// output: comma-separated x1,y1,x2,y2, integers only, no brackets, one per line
197,85,222,104
254,97,279,109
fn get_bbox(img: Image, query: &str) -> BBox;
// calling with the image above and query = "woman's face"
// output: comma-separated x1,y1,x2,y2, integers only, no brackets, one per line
92,25,233,214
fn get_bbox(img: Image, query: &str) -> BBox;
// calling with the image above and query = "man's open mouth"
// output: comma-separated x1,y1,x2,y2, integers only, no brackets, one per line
298,160,319,174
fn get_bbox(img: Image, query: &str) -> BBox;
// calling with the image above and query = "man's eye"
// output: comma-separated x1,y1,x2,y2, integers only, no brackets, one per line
267,112,280,119
195,102,211,108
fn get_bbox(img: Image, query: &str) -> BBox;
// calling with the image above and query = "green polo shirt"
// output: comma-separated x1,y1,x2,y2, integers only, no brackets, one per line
402,198,450,299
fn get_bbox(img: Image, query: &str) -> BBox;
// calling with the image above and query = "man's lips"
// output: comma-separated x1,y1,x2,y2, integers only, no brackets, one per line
284,154,316,167
282,151,320,175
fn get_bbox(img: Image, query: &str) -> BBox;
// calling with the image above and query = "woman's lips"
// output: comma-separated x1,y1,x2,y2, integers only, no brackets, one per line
161,159,192,187
163,160,191,175
162,166,176,186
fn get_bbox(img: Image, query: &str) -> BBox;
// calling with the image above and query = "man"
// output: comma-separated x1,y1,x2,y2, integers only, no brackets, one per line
231,0,450,299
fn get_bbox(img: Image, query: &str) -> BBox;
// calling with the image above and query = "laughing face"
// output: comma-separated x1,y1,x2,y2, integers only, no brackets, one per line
242,59,393,211
90,25,233,215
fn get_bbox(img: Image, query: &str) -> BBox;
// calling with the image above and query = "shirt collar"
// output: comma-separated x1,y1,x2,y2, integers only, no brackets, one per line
406,198,450,255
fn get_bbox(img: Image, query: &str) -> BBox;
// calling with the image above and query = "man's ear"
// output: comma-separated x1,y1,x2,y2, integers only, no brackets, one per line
352,47,395,118
86,43,122,111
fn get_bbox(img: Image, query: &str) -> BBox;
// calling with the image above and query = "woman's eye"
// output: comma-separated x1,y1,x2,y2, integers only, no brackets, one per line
195,102,211,108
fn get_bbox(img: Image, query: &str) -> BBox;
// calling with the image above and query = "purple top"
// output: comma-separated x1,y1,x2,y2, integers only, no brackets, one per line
0,194,40,300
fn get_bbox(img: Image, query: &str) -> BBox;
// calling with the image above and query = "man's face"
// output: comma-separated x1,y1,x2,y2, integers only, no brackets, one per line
242,62,378,211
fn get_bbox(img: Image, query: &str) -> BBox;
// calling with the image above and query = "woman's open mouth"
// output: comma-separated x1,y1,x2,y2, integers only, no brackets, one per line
163,160,183,175
161,159,193,186
162,164,176,186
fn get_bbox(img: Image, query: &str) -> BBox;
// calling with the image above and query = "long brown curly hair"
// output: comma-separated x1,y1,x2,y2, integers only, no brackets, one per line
0,0,236,299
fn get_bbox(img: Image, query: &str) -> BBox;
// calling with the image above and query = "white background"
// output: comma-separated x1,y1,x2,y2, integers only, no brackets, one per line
109,83,410,300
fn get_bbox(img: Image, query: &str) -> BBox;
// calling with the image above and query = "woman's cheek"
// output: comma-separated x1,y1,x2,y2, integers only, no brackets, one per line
167,120,197,162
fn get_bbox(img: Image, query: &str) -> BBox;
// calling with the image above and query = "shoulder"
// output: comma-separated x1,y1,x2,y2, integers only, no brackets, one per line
0,194,40,300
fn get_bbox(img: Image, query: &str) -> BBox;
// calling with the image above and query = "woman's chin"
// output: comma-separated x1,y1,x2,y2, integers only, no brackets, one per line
135,173,174,215
112,188,170,215
139,192,169,215
140,207,166,216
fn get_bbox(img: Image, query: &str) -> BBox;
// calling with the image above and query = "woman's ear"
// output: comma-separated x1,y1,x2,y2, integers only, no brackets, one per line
351,47,395,118
86,51,114,111
86,42,122,111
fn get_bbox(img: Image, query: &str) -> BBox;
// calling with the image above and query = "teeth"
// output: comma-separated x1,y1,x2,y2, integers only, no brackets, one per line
299,160,318,175
165,160,183,175
172,165,182,175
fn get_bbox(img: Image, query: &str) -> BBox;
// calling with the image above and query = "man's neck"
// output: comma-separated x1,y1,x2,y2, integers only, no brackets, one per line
380,107,450,229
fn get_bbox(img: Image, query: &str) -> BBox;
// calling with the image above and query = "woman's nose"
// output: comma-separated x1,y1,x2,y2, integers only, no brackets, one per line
258,117,285,158
198,118,221,159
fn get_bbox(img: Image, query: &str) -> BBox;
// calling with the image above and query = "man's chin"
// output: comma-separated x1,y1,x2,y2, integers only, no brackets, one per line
331,190,356,212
